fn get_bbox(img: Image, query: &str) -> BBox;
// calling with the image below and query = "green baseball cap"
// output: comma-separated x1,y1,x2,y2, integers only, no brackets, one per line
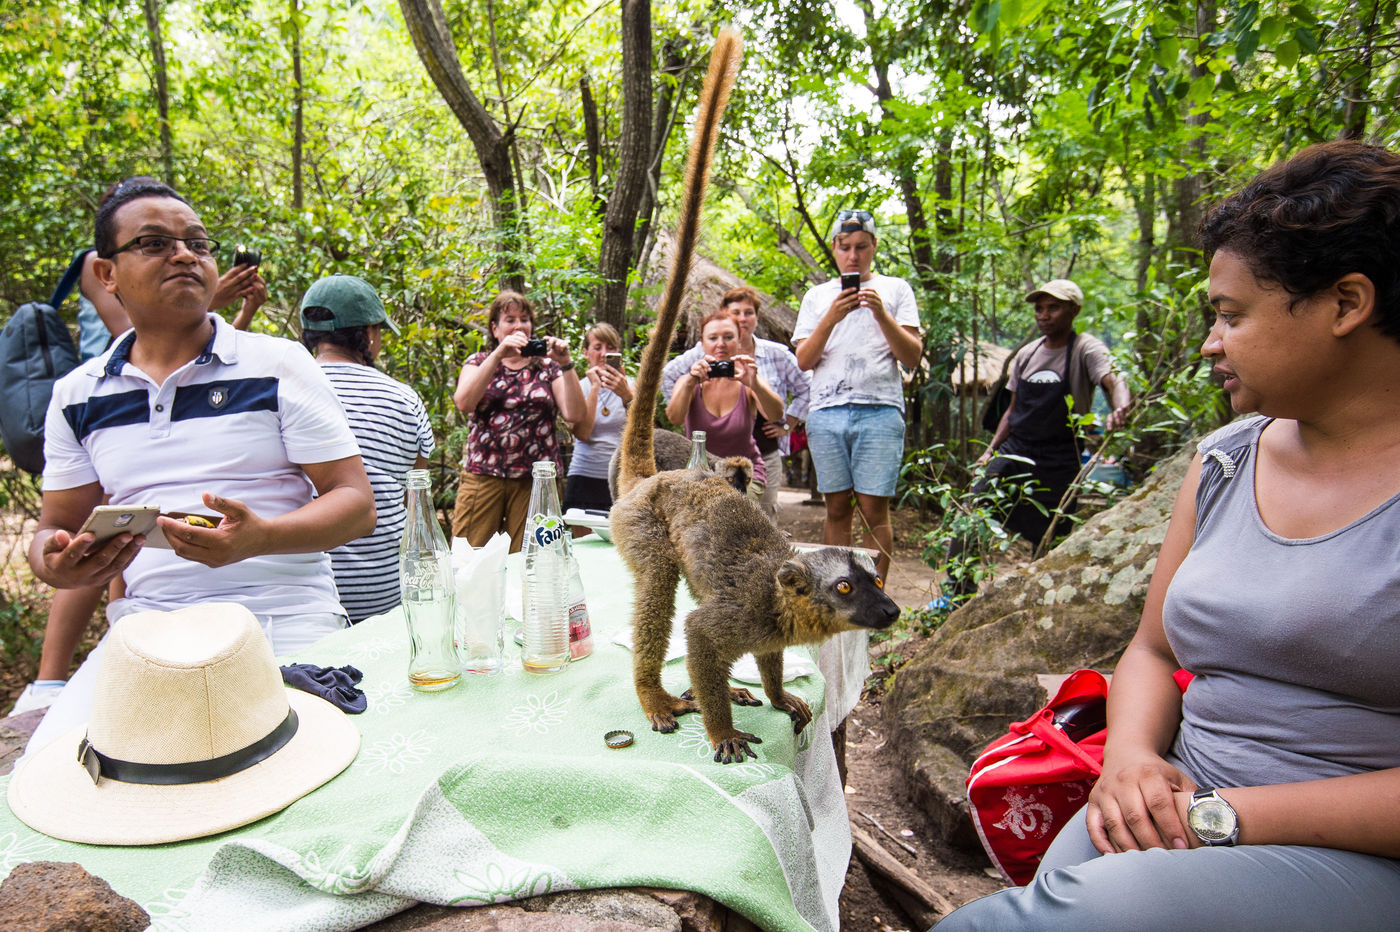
299,275,400,334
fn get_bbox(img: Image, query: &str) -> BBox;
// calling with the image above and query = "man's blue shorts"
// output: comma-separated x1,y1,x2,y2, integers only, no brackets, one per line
806,403,905,498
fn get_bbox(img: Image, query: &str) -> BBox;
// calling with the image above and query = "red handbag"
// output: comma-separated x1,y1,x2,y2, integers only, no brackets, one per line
966,669,1108,885
966,668,1195,885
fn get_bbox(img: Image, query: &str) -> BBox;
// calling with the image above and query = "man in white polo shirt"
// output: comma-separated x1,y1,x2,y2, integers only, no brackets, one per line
23,178,375,753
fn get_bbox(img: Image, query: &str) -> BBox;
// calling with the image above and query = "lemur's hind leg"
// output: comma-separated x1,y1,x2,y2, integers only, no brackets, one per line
682,685,763,707
626,554,696,733
684,617,762,764
756,649,812,734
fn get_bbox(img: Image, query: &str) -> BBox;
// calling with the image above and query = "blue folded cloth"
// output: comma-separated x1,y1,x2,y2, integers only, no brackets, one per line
280,663,367,714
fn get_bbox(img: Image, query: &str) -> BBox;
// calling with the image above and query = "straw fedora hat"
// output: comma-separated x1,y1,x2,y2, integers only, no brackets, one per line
8,602,360,845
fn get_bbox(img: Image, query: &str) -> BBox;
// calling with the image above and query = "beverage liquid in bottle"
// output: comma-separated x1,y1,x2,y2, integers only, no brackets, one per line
565,554,594,660
400,468,461,691
686,429,708,472
521,460,571,674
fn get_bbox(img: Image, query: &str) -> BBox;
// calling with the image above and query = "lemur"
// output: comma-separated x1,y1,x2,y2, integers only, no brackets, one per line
608,28,900,764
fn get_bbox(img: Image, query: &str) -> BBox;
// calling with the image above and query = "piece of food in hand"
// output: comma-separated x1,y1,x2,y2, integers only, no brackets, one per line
183,515,216,528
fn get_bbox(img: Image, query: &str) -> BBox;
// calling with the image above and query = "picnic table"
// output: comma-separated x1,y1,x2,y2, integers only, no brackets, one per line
0,537,855,932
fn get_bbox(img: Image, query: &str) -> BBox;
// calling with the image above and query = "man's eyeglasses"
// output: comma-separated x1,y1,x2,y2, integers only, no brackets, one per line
109,235,220,259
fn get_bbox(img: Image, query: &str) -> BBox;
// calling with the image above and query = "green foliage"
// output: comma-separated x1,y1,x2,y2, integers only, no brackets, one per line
1,0,1399,666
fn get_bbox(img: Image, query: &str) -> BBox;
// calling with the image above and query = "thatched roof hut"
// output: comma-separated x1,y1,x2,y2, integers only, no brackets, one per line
637,231,800,352
949,339,1013,395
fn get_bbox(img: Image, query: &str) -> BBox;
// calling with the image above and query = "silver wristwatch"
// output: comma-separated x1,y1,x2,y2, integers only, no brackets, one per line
1187,788,1240,846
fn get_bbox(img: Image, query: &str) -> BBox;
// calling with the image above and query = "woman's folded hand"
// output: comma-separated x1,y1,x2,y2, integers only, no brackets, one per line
1087,749,1197,854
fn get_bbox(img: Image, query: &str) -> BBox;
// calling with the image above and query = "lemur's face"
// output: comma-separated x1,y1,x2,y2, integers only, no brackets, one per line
779,549,900,638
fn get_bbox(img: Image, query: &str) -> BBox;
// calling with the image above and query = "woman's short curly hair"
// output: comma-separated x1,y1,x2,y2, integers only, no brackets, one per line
1200,141,1400,343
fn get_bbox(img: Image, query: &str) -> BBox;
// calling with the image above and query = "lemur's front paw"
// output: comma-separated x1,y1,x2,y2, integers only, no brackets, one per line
710,729,763,764
641,690,698,733
772,693,812,734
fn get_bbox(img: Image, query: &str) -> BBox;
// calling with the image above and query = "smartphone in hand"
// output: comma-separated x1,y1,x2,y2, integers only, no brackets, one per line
78,505,160,543
840,272,861,292
604,352,623,370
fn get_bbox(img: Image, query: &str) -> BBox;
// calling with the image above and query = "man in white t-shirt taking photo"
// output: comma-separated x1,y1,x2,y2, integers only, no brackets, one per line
792,209,922,581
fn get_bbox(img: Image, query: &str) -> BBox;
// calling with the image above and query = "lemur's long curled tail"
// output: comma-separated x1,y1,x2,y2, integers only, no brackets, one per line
616,27,742,498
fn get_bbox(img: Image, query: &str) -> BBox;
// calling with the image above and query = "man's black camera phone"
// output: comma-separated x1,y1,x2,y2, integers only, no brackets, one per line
708,359,735,378
521,338,549,357
232,244,262,267
840,272,861,293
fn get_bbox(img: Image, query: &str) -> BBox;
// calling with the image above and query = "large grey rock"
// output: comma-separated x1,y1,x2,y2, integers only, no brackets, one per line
885,443,1196,850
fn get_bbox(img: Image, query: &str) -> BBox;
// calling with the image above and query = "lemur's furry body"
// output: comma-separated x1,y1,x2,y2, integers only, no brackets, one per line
609,29,899,763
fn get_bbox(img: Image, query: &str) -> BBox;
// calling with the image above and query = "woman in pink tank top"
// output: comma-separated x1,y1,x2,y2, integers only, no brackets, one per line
665,310,783,500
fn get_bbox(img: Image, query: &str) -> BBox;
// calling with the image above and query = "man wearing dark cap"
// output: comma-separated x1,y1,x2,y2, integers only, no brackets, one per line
950,278,1131,594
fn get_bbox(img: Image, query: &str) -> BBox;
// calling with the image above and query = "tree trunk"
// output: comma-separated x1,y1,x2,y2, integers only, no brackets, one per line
290,0,304,211
594,0,653,335
1132,170,1155,294
579,76,602,210
399,0,525,291
1338,0,1379,140
1165,0,1216,265
631,38,688,276
141,0,174,184
861,0,937,298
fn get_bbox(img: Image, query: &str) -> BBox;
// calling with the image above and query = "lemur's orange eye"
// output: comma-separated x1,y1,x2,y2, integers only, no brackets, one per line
836,581,852,594
875,576,884,589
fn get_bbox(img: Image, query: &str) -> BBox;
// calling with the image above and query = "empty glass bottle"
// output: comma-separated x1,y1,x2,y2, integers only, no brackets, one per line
686,430,708,472
400,469,460,691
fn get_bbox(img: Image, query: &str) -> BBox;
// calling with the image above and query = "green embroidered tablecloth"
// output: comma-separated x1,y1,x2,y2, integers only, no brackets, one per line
0,538,851,931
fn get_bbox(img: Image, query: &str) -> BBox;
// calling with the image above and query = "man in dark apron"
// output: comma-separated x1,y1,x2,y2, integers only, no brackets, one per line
946,279,1132,597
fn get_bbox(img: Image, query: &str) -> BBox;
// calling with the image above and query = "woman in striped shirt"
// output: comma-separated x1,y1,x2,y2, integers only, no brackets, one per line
300,275,436,623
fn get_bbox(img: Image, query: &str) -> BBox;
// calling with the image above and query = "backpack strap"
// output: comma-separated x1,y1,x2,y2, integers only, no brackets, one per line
48,249,91,310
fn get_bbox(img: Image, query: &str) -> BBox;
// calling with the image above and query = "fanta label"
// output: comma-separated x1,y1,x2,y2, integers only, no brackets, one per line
532,517,565,548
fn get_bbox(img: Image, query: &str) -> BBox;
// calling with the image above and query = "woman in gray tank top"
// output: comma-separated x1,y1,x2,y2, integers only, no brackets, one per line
937,143,1400,930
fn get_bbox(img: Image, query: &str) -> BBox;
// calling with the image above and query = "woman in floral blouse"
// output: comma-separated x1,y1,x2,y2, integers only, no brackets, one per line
451,291,585,550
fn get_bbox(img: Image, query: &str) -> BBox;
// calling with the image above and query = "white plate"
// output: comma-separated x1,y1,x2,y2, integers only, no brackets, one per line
563,508,613,542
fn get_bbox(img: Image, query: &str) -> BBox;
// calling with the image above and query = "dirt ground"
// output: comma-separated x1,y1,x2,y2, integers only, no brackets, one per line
769,485,1007,930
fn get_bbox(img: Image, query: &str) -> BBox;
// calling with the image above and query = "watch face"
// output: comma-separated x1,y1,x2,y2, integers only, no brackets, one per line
1189,798,1237,842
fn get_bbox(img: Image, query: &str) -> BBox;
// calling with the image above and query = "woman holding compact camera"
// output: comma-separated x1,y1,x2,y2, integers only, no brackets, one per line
563,323,633,514
666,309,783,500
451,290,585,550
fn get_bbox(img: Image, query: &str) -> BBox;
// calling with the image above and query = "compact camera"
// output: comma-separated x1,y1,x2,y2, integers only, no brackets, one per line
708,359,735,378
520,338,549,357
840,272,861,292
232,244,262,267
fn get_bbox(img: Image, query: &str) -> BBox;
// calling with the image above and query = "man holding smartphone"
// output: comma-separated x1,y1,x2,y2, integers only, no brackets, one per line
22,178,375,756
792,209,921,581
